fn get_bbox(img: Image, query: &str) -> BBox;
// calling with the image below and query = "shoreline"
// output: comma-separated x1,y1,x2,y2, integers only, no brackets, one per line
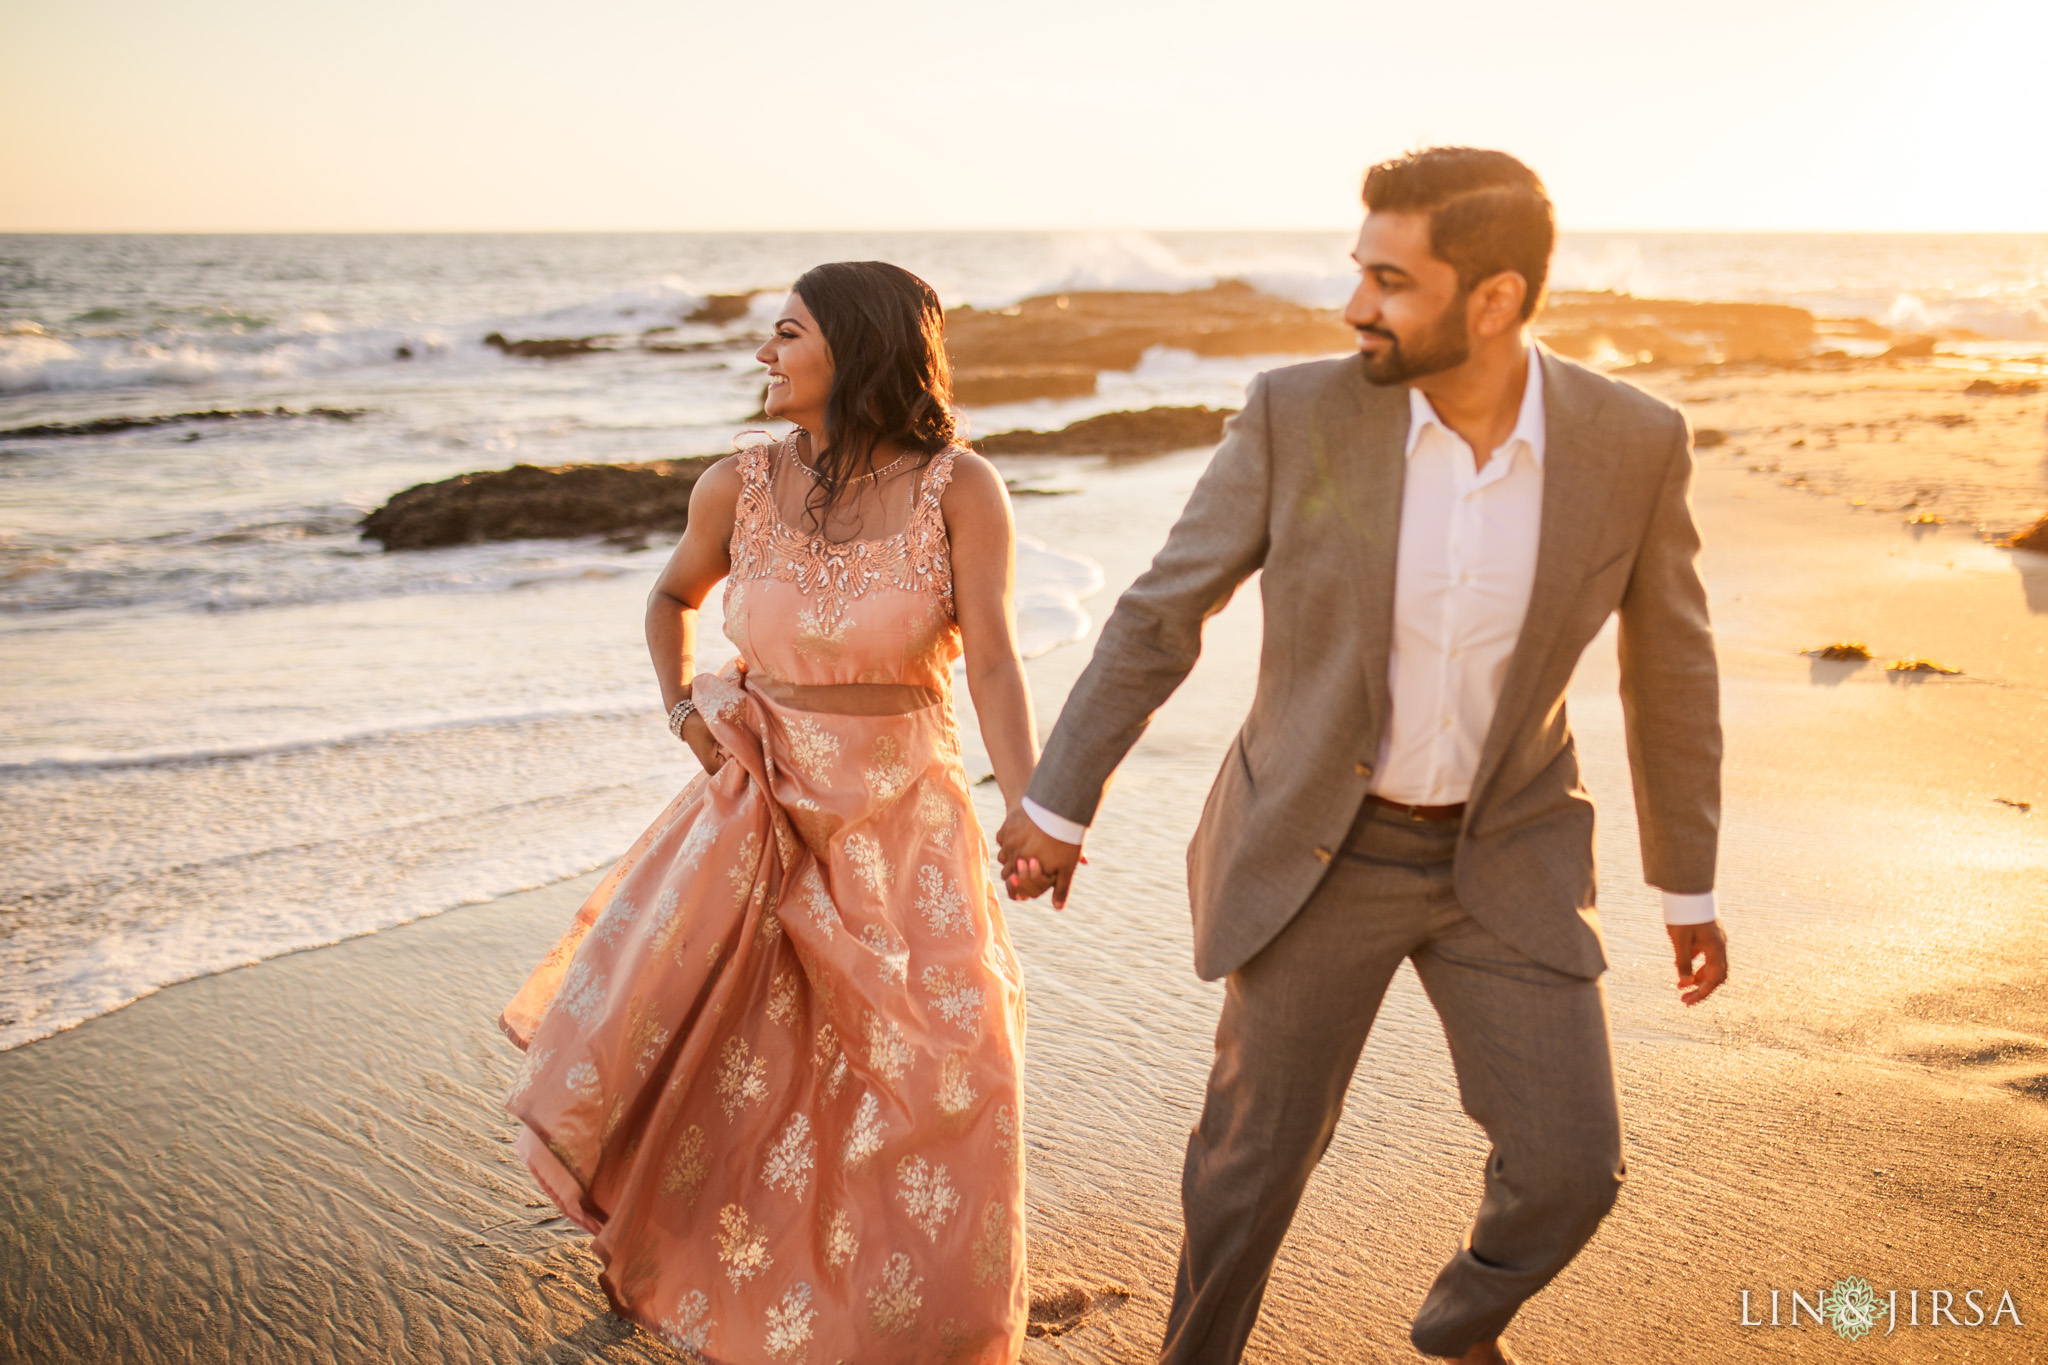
4,395,2047,1361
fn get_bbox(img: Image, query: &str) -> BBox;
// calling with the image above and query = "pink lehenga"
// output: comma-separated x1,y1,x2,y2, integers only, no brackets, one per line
500,438,1027,1363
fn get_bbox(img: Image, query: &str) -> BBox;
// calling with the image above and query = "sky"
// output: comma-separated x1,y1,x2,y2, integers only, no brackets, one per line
1,0,2043,234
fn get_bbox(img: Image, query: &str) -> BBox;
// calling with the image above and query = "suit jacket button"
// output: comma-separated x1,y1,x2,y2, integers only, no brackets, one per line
1353,762,1373,778
1313,846,1334,864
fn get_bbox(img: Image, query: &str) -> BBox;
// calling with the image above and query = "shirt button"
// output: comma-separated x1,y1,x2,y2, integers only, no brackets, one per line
1354,762,1373,778
1313,846,1334,864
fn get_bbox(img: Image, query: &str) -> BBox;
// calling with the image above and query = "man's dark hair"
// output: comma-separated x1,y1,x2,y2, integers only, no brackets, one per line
1362,147,1554,320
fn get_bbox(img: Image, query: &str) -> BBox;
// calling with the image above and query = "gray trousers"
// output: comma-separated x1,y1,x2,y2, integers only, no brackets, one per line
1160,805,1625,1362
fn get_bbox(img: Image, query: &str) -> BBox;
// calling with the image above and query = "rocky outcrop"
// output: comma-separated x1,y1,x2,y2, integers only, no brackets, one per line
358,406,1239,552
643,337,751,355
485,295,762,360
941,284,1849,402
686,293,759,326
1965,378,2042,396
953,366,1100,405
1532,293,1817,366
360,457,719,551
471,282,1906,393
483,332,615,359
946,281,1353,403
977,406,1235,457
1,406,364,439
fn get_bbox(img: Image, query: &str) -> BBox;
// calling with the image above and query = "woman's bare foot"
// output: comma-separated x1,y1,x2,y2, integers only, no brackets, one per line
1457,1341,1517,1365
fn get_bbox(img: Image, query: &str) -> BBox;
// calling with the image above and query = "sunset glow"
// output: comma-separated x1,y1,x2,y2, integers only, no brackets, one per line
2,0,2043,232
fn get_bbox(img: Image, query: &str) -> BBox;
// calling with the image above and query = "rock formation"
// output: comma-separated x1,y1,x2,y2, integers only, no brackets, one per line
465,282,1900,392
1,407,364,440
953,366,1100,405
360,457,719,551
1532,293,1817,366
482,332,615,359
685,293,758,326
977,406,1235,457
946,282,1353,403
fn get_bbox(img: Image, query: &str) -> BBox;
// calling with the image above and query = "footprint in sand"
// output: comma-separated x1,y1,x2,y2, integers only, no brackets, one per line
1028,1278,1134,1338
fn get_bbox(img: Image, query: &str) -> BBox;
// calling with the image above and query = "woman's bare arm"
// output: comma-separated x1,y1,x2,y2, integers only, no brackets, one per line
943,452,1039,815
646,457,744,770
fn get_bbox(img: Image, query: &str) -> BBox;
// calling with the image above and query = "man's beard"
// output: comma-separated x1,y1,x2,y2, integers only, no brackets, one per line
1357,294,1471,386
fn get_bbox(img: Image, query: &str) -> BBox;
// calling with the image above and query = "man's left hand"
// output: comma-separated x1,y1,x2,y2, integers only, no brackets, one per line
1668,920,1729,1005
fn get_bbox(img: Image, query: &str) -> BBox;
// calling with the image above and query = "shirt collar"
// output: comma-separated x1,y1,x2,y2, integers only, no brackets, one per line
1403,343,1547,468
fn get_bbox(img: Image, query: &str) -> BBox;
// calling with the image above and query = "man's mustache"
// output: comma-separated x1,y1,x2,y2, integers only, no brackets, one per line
1354,324,1397,343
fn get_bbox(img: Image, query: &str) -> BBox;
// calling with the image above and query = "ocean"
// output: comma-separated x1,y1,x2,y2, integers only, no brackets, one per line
3,229,2045,1052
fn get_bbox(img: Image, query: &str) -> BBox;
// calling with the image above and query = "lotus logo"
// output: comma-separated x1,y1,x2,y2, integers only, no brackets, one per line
1822,1277,1883,1341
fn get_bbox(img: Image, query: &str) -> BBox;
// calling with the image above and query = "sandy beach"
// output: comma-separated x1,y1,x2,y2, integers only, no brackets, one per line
4,343,2044,1363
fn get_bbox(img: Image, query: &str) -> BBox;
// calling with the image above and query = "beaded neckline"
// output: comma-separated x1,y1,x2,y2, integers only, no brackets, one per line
726,436,960,626
755,432,956,552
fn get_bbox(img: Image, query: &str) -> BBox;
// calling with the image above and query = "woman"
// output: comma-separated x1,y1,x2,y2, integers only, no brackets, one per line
500,262,1036,1362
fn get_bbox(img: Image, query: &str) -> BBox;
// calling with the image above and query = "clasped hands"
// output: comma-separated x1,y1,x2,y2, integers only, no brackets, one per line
995,807,1083,909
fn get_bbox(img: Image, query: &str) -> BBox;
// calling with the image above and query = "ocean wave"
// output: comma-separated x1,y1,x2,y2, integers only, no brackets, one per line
987,232,1219,306
0,756,674,1053
1881,292,2048,341
1548,236,2048,342
0,276,750,397
0,527,660,616
2,504,1106,655
960,233,1370,314
1014,535,1104,657
0,703,648,776
518,277,710,335
0,322,468,396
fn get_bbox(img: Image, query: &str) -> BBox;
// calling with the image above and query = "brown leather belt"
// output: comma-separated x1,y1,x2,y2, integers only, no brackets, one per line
1368,794,1467,822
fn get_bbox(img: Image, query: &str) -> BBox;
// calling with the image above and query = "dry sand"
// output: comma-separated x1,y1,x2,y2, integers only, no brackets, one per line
2,361,2044,1364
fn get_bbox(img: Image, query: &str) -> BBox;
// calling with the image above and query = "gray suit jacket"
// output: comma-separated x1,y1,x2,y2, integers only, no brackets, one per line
1025,347,1721,981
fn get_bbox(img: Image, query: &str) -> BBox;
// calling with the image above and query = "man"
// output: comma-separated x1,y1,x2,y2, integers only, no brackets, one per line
998,147,1729,1364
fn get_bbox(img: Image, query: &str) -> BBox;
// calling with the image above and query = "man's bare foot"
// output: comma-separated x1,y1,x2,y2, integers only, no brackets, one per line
1457,1341,1516,1365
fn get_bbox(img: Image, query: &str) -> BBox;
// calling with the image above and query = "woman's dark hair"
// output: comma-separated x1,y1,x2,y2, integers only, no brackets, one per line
1363,147,1555,320
789,260,957,526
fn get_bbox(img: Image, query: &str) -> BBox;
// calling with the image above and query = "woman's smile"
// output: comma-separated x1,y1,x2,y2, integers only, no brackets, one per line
753,291,832,429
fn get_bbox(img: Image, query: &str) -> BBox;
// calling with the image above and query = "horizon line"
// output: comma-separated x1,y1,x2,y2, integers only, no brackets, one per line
3,225,2045,238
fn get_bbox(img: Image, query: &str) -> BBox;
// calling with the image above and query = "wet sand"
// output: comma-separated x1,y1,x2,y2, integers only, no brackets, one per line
4,370,2046,1363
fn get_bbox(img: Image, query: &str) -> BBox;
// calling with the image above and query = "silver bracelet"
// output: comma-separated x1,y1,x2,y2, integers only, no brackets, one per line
667,696,697,741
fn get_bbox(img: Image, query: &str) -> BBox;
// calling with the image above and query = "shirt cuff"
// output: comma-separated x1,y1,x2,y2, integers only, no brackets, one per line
1021,796,1088,846
1660,890,1717,925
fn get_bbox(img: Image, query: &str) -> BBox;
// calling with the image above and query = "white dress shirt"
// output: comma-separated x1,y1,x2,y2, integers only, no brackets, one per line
1024,346,1715,925
1376,346,1546,808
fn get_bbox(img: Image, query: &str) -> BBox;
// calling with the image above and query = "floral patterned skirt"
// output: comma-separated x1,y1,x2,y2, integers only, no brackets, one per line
501,668,1026,1363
